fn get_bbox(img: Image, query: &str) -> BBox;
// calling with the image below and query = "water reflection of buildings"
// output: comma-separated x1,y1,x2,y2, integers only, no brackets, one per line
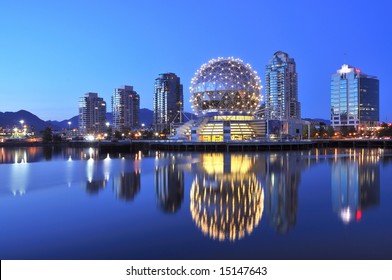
190,154,264,241
261,153,303,234
112,171,141,201
85,152,142,200
1,147,39,163
155,162,184,213
331,149,380,224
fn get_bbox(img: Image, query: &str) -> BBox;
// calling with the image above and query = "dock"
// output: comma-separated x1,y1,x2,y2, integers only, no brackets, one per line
97,139,392,153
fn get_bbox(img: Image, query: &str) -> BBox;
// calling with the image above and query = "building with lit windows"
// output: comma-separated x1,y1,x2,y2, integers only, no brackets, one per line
331,64,379,131
265,51,300,121
153,73,183,133
263,51,303,138
78,92,107,134
112,85,140,132
172,57,266,141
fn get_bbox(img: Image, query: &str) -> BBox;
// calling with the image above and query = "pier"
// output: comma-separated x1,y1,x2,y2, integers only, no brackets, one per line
97,139,392,153
2,139,392,152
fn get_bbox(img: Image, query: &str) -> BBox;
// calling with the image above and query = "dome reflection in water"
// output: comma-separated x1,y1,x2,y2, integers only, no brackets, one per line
190,153,264,241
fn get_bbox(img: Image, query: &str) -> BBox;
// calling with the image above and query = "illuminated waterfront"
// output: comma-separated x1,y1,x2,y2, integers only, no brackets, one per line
1,147,392,259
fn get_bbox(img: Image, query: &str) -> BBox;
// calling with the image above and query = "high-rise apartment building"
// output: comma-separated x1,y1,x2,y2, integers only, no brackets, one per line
79,92,107,134
153,73,183,133
112,85,140,132
265,51,300,120
331,64,379,131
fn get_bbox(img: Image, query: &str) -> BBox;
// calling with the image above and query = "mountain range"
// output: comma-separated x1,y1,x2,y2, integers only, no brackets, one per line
1,109,328,133
0,109,196,132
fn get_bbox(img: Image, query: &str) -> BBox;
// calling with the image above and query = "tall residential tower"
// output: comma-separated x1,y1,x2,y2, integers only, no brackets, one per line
79,92,107,134
330,64,379,131
112,85,140,132
265,51,300,120
153,73,183,133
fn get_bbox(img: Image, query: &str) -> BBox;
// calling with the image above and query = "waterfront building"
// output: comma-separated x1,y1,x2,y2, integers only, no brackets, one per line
112,85,140,132
263,51,304,139
153,73,183,133
78,92,107,134
265,51,300,121
331,64,379,131
172,57,265,141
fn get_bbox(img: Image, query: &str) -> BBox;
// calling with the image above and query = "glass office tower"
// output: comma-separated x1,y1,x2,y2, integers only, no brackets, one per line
331,65,379,131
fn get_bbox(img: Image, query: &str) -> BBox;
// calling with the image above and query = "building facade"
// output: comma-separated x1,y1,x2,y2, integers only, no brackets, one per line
265,51,300,121
112,85,140,132
78,92,107,134
330,64,379,131
153,73,183,133
172,57,266,142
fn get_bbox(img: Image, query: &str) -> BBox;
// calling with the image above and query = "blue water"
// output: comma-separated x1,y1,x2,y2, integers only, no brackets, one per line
1,146,392,259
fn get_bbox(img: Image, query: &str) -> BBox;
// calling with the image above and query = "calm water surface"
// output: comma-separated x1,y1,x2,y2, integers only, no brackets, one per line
1,146,392,259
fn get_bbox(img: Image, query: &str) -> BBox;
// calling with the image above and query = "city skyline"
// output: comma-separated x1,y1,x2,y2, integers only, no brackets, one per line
0,0,391,121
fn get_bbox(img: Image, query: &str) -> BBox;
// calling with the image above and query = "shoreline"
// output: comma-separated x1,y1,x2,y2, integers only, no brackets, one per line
2,139,392,152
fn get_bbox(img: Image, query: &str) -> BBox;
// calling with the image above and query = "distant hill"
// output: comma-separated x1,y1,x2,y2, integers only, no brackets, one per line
303,118,330,126
140,108,153,127
47,115,79,130
0,110,62,132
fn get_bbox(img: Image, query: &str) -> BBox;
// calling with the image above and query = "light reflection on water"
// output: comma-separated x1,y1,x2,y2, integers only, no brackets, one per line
0,147,391,259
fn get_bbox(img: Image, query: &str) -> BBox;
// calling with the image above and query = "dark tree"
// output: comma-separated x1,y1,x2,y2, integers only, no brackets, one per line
41,127,53,143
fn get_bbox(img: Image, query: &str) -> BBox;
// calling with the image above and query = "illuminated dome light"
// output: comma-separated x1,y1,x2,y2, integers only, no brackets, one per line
190,173,264,242
190,57,262,115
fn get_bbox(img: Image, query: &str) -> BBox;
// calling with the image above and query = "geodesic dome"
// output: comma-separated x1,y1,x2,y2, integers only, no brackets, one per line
190,57,262,115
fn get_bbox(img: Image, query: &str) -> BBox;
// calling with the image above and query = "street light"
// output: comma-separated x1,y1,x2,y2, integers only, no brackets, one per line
19,120,26,136
68,121,71,130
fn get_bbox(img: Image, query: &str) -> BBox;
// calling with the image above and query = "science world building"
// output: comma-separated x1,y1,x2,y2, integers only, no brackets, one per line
173,57,267,142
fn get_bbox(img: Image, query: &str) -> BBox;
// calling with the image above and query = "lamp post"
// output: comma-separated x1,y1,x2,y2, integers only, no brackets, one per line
106,122,111,139
19,120,25,136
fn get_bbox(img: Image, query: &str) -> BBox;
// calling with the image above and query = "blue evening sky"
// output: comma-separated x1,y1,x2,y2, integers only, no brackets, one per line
0,0,390,121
